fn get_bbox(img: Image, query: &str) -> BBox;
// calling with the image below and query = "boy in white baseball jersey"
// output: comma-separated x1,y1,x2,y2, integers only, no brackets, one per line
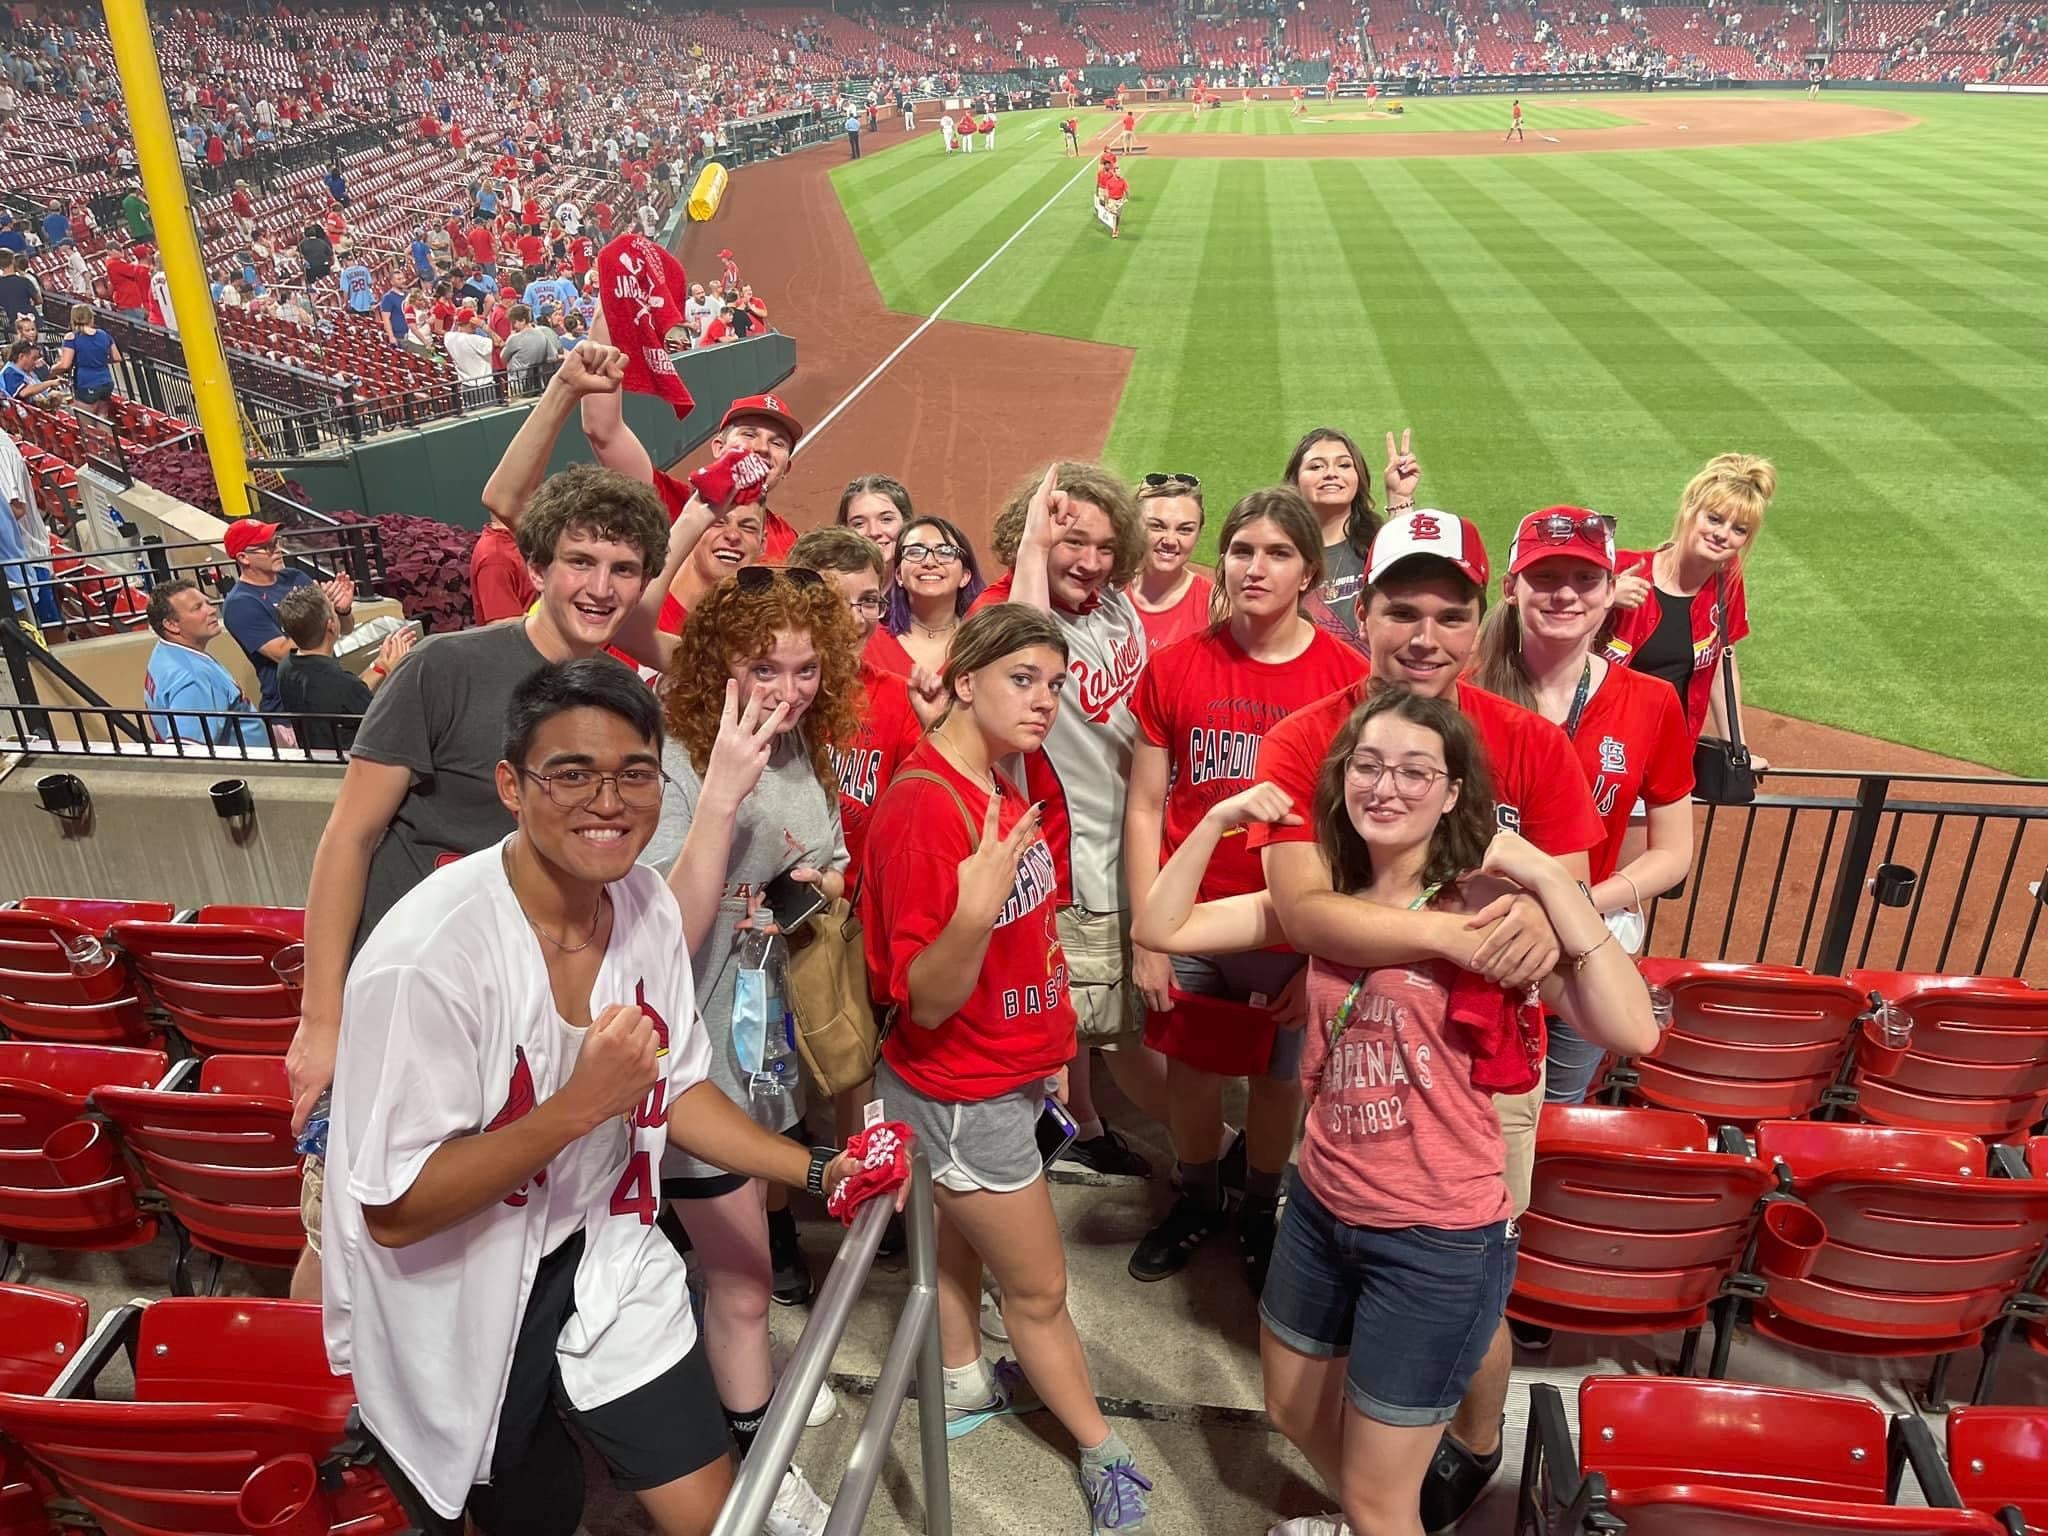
323,660,861,1536
940,111,956,151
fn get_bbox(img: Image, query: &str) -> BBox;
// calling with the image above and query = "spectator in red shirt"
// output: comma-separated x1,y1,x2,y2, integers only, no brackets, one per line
104,244,153,320
1126,473,1211,652
230,179,256,236
466,220,496,274
515,230,545,272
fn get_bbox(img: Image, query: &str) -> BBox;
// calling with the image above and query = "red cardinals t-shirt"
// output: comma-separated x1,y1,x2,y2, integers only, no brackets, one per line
831,658,925,877
467,227,494,263
1102,173,1128,201
651,468,796,560
1602,549,1748,741
863,625,915,679
516,233,544,267
862,741,1074,1101
1248,679,1602,859
1131,574,1213,653
1570,664,1694,882
1134,626,1366,901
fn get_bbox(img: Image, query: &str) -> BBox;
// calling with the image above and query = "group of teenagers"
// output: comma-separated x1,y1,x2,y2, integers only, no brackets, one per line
284,325,1779,1536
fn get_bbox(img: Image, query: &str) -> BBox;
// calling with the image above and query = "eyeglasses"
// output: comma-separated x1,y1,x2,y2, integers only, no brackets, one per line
847,594,885,617
520,765,669,809
898,542,963,566
1345,757,1449,797
733,565,825,593
1528,511,1615,547
1142,472,1202,490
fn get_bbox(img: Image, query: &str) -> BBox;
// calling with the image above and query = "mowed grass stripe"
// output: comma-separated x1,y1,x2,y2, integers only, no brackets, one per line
836,154,1081,310
1141,100,1623,136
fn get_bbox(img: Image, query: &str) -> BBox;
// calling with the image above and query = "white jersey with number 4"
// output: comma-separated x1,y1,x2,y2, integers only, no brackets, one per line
322,840,711,1519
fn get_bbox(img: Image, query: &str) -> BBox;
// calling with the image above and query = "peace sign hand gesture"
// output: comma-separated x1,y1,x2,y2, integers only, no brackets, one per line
1383,429,1421,506
952,792,1042,931
701,679,788,815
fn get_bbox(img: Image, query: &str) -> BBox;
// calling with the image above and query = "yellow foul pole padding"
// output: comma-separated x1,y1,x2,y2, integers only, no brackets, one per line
102,0,250,515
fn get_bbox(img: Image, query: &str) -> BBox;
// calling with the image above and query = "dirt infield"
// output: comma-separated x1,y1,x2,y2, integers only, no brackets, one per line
677,129,1130,541
1132,97,1917,158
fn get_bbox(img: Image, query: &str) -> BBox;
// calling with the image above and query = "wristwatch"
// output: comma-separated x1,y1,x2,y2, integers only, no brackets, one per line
805,1146,835,1198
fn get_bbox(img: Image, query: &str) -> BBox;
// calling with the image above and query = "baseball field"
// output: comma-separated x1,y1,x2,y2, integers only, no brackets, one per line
713,92,2048,774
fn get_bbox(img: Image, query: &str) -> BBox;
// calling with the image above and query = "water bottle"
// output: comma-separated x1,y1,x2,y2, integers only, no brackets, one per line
736,929,797,1130
297,1087,332,1159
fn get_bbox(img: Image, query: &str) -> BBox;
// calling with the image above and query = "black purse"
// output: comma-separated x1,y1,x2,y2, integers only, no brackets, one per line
1690,584,1756,804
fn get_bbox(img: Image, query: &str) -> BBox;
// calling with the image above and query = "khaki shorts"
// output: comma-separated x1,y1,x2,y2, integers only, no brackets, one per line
1058,906,1140,1048
300,1158,324,1256
1493,1061,1548,1218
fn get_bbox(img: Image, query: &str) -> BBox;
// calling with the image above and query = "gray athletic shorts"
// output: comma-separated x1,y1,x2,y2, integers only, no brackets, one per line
875,1057,1045,1195
1170,950,1309,1080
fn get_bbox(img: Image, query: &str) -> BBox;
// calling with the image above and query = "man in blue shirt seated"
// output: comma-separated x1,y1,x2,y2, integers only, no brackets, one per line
219,517,354,712
143,579,272,750
1,340,62,401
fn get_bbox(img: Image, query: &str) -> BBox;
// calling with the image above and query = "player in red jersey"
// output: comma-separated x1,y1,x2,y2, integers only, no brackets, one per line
1506,97,1525,142
1125,488,1366,1290
1117,107,1137,153
1094,161,1128,238
1474,508,1695,1104
1291,84,1308,117
1248,509,1602,1534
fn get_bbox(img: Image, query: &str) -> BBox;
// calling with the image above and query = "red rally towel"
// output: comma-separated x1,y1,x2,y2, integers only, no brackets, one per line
825,1120,915,1225
597,233,695,417
1447,969,1546,1095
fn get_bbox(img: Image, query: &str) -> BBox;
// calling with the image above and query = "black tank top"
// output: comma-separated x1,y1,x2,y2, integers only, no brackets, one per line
1631,587,1696,708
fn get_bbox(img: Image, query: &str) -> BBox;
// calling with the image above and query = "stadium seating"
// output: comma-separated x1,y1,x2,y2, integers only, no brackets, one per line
1510,1104,1773,1371
105,914,304,1056
0,1284,90,1536
1838,972,2048,1141
1742,1120,2048,1403
1945,1405,2048,1531
0,1043,167,1272
0,904,166,1048
92,1056,304,1296
0,1297,414,1536
1603,959,1867,1125
1522,1376,2007,1535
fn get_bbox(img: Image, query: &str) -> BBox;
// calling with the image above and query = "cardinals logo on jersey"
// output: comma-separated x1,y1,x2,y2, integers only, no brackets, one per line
484,1046,547,1206
635,979,671,1057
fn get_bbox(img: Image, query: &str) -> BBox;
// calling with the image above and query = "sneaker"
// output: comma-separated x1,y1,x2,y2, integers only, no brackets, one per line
1419,1425,1503,1535
979,1281,1009,1343
1509,1318,1554,1351
1080,1456,1154,1532
1239,1195,1279,1297
806,1375,838,1428
1268,1519,1351,1536
1127,1193,1225,1282
1055,1125,1153,1180
769,1213,813,1308
764,1466,830,1536
944,1357,1041,1440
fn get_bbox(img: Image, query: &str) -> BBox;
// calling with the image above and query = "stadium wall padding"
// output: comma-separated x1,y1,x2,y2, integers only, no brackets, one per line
280,333,795,528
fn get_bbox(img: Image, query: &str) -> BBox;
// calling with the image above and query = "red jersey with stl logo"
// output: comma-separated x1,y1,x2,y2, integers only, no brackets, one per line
862,741,1074,1101
1133,626,1366,902
1569,664,1694,882
831,658,925,877
1601,549,1748,741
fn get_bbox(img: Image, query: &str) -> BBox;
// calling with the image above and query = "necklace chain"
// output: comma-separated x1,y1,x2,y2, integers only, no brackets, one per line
502,844,605,954
911,614,959,640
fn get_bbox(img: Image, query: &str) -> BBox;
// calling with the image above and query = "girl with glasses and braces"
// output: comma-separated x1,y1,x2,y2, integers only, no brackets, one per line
637,566,863,1530
1132,688,1657,1536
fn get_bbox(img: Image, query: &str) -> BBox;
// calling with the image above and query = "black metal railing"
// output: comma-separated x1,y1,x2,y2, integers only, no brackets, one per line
1,696,357,764
1643,770,2048,982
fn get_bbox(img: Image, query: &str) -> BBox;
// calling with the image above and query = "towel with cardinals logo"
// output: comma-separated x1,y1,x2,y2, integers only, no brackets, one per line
826,1121,916,1224
598,234,695,416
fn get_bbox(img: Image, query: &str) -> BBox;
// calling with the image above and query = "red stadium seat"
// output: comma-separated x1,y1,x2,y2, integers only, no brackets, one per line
1840,972,2048,1142
190,906,305,939
1946,1405,2048,1531
0,1284,89,1536
104,920,300,1056
0,1044,166,1273
92,1057,303,1295
1743,1120,2048,1406
1523,1375,2008,1534
0,911,160,1049
1510,1105,1773,1372
1604,960,1867,1125
0,1298,412,1536
14,900,178,928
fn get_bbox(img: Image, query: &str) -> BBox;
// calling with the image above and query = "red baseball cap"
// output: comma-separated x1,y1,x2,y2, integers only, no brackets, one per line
223,518,280,559
1366,510,1490,589
1506,506,1616,577
719,392,803,444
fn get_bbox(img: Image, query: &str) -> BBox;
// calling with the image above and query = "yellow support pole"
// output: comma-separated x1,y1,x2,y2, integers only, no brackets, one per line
101,0,250,516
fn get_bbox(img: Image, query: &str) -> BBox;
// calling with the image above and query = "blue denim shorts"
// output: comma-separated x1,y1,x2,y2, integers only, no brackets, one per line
1259,1170,1517,1427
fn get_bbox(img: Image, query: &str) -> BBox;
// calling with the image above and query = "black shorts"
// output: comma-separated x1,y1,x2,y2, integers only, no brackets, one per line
423,1228,729,1536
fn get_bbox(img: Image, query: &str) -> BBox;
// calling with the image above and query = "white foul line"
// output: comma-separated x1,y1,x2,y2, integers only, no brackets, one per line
795,157,1096,457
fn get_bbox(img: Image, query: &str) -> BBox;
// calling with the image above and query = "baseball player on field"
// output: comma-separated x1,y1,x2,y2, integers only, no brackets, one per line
1094,153,1127,238
1506,97,1525,141
1292,84,1308,117
1062,114,1080,156
1117,106,1136,153
940,110,957,151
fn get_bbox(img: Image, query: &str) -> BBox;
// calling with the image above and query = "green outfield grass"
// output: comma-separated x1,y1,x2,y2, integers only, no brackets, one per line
829,95,2048,772
1144,100,1631,134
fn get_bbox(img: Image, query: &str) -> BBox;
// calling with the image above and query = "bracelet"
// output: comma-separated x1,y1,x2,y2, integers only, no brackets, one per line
1620,871,1642,911
370,663,386,677
1569,930,1617,974
1386,499,1414,513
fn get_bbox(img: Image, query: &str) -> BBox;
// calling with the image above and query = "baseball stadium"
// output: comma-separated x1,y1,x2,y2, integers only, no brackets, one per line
0,4,2046,1536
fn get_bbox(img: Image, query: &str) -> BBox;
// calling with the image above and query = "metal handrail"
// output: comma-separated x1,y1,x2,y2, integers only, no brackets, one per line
711,1144,952,1536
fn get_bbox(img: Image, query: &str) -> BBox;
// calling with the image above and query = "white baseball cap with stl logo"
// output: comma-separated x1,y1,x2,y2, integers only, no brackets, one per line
1366,509,1492,589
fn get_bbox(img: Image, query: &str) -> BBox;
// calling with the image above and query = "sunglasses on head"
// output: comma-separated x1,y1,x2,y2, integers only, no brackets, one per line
733,566,825,593
1142,472,1202,490
1530,511,1615,546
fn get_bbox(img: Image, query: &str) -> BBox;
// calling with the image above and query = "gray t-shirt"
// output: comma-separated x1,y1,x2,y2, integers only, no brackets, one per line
642,731,847,1178
501,326,556,390
348,620,548,952
1319,538,1367,636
